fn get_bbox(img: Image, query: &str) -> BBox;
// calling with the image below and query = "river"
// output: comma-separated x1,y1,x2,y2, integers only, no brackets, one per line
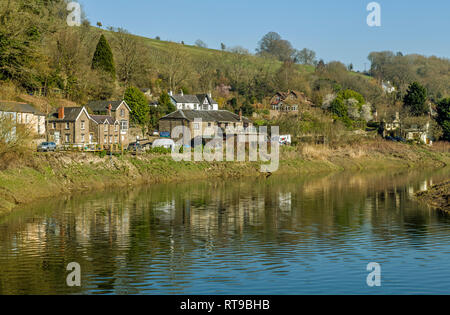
0,168,449,295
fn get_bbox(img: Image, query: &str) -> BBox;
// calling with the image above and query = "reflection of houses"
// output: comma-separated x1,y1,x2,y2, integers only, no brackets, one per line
159,109,254,140
0,101,46,137
169,91,219,111
270,90,312,114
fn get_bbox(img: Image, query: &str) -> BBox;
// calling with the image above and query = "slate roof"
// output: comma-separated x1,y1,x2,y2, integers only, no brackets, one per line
86,100,125,113
170,94,218,105
48,107,85,122
90,115,117,124
0,101,44,115
160,110,252,123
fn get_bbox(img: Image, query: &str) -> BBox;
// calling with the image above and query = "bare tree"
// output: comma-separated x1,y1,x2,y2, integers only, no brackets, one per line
152,43,190,91
108,27,150,86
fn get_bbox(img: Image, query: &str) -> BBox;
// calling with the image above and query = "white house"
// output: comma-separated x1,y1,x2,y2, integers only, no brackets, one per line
169,91,219,111
382,81,396,94
0,101,46,136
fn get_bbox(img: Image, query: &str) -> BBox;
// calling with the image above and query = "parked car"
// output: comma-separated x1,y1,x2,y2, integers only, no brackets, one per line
37,142,57,152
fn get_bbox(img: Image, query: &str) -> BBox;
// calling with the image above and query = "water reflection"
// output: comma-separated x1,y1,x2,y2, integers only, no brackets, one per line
0,168,449,295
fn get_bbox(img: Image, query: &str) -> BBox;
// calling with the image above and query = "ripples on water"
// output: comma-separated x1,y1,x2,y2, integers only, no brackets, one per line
0,169,449,295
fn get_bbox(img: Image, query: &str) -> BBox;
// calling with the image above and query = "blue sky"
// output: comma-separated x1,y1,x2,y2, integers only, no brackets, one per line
78,0,450,71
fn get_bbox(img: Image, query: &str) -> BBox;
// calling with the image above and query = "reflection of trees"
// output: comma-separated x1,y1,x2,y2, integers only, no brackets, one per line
0,168,449,294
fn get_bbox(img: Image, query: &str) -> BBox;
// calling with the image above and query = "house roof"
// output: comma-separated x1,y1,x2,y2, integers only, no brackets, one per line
0,101,44,115
48,107,86,122
160,110,252,123
170,94,218,105
90,115,117,125
87,100,130,112
271,90,311,105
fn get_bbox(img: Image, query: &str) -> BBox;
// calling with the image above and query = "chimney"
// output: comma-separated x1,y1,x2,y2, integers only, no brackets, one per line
395,112,400,122
108,103,112,117
58,107,65,119
180,89,184,96
208,91,212,98
239,109,243,122
169,90,173,96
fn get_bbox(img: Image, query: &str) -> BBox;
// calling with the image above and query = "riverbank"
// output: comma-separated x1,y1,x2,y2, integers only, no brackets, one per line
1,141,449,216
416,181,450,213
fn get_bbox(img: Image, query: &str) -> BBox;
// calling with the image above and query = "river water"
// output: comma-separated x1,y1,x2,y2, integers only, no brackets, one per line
0,168,449,295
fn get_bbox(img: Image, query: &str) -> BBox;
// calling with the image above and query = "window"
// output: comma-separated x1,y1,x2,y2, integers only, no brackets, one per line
81,134,85,143
81,120,85,130
114,136,118,144
104,124,108,132
65,134,70,143
115,124,119,132
52,122,56,129
120,120,128,132
194,123,200,130
208,123,212,127
65,122,70,130
104,135,107,143
120,109,125,117
109,135,113,144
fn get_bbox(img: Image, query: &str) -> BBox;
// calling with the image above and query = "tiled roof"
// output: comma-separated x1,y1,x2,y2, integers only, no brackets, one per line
90,115,117,124
87,100,124,112
48,107,84,122
161,110,251,123
0,101,44,115
170,94,218,105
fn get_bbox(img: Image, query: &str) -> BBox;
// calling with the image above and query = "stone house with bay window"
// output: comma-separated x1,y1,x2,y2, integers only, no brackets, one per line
47,105,128,148
86,100,131,146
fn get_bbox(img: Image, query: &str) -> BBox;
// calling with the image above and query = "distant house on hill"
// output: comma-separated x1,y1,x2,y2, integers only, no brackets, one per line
0,101,46,136
140,88,153,99
159,109,253,140
270,90,312,114
86,100,131,145
382,81,396,94
169,91,219,111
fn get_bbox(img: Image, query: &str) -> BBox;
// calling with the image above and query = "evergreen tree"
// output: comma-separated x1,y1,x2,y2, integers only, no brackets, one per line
436,98,450,141
91,34,116,78
158,92,176,114
403,82,428,116
124,86,149,136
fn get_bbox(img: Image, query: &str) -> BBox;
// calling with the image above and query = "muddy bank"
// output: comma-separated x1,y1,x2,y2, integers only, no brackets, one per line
416,181,450,212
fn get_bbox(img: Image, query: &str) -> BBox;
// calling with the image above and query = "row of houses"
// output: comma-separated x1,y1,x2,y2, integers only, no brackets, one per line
1,90,318,148
1,100,132,148
1,92,256,147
